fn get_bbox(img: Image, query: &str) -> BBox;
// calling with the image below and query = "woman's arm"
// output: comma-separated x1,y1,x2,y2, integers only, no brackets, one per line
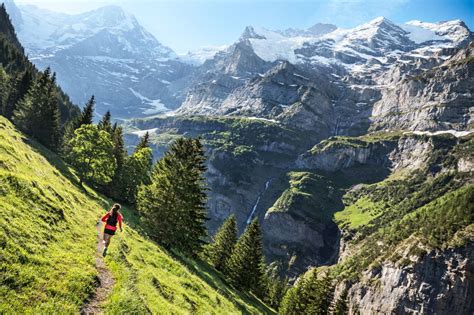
118,214,123,231
101,212,110,222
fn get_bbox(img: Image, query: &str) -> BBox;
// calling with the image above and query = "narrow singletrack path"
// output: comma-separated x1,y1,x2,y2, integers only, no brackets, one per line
81,224,115,314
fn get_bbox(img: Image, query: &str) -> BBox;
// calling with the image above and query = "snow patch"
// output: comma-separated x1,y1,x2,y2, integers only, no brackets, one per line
409,130,473,138
132,128,158,137
246,117,279,124
129,88,170,115
400,24,444,44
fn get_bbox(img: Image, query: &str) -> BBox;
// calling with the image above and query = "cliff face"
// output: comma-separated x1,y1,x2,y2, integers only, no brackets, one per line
262,172,342,277
124,116,315,237
345,243,474,314
370,43,474,132
296,133,439,173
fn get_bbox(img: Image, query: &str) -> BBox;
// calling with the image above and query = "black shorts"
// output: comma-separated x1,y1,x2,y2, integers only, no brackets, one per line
104,228,116,236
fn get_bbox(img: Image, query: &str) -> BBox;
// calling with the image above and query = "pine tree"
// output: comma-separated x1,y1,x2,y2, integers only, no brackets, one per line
98,110,112,134
13,68,61,150
122,146,153,203
136,131,151,151
0,67,9,116
333,287,349,315
106,124,127,198
319,273,334,313
2,68,33,120
209,214,238,272
264,266,289,310
61,95,96,155
226,218,266,294
137,137,208,255
77,95,95,127
279,280,304,315
279,269,334,315
303,270,326,315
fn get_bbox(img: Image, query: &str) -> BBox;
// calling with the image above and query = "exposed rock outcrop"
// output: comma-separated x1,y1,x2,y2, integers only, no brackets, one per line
345,244,474,314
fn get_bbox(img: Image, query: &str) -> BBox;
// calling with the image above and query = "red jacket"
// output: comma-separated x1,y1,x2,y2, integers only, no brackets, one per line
101,212,123,231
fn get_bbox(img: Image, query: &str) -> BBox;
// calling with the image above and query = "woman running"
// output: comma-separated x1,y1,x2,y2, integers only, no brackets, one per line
101,203,123,257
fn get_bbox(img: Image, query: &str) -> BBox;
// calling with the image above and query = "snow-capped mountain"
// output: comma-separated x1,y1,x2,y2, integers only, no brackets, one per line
177,16,473,133
236,17,471,69
4,0,472,127
179,45,229,66
3,0,191,118
17,4,175,60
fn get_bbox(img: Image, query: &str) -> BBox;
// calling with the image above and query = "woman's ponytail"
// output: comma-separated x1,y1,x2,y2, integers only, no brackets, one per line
110,203,121,216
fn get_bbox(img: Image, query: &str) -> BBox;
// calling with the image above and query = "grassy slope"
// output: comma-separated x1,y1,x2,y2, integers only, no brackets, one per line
325,134,474,280
266,171,340,223
0,116,273,314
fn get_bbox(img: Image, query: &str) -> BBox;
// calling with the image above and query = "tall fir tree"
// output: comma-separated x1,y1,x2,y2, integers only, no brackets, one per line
263,266,289,310
209,214,238,272
278,282,304,315
279,269,334,315
98,110,112,134
62,95,96,155
333,287,349,315
136,131,150,151
13,67,61,150
2,68,33,120
137,137,208,255
106,124,127,198
226,218,266,294
122,146,153,203
76,95,95,127
0,67,9,116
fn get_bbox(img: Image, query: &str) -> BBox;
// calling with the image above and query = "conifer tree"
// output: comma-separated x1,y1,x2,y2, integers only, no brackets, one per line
209,214,238,272
107,124,127,197
279,269,334,315
3,68,32,120
13,68,61,150
0,67,9,116
138,137,208,255
122,146,153,203
264,266,289,310
136,131,151,151
62,95,96,155
76,95,95,127
333,287,349,315
226,218,266,294
98,110,112,134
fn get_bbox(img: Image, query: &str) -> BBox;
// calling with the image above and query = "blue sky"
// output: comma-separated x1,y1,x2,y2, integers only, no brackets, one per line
14,0,474,53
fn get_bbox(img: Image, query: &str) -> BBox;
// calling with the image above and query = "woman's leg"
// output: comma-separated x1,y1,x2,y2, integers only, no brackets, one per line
103,233,110,246
105,234,112,248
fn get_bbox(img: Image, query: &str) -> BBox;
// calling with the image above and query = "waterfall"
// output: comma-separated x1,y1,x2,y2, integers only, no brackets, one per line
246,178,272,224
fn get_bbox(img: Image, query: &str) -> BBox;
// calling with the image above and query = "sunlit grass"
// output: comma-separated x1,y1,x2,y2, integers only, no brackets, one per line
0,116,273,313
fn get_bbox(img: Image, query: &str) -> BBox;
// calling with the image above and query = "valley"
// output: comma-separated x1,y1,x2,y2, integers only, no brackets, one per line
1,0,473,313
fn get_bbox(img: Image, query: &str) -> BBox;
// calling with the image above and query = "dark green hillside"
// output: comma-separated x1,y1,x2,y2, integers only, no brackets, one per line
0,3,79,124
0,113,274,313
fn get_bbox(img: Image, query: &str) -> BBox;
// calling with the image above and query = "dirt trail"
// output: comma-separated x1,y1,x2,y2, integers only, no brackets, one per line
81,224,115,314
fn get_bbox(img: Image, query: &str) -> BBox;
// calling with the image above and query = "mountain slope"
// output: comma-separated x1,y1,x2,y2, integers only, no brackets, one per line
3,0,192,118
175,18,472,137
292,131,474,312
0,2,80,123
0,116,273,313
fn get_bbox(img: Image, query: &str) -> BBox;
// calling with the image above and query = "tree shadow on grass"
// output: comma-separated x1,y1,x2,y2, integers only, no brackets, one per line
168,248,275,315
117,203,275,314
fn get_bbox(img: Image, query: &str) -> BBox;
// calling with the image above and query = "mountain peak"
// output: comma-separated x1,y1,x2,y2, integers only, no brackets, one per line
368,16,393,25
240,26,266,40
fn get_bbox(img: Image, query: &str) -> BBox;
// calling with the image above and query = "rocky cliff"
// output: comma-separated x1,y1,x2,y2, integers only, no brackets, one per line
342,243,474,314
